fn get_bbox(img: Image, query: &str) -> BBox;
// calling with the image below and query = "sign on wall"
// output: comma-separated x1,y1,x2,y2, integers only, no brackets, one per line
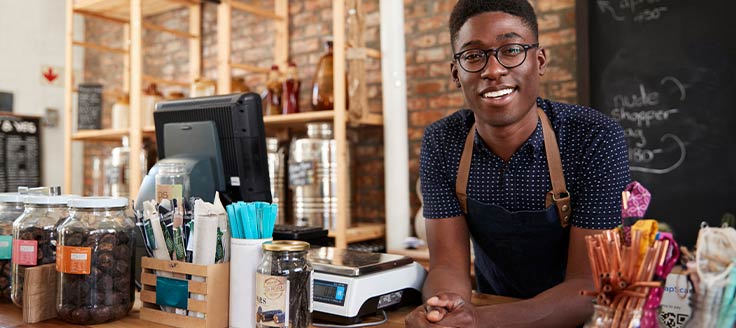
0,115,41,192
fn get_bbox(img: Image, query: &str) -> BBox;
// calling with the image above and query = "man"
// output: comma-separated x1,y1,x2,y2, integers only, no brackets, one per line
405,0,631,327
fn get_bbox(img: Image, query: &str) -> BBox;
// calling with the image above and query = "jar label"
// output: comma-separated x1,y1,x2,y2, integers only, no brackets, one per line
56,245,92,274
0,235,11,260
156,184,183,204
12,239,37,266
256,273,289,327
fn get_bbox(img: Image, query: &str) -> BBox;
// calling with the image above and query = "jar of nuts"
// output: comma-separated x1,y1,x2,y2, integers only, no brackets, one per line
0,193,24,302
11,194,73,307
56,197,135,324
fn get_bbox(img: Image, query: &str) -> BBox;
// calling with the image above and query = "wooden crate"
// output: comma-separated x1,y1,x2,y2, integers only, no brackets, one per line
139,257,229,328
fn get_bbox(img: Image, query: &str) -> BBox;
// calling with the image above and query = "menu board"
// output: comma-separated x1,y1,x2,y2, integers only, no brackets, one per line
77,83,103,130
0,115,41,192
587,0,736,246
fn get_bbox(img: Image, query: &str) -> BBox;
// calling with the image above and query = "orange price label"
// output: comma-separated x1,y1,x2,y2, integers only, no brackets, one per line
56,245,92,274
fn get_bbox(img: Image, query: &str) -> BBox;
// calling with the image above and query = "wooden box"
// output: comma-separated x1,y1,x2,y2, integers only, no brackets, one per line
139,257,229,328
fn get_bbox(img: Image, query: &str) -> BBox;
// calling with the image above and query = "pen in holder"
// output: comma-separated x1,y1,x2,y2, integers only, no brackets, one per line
229,238,272,328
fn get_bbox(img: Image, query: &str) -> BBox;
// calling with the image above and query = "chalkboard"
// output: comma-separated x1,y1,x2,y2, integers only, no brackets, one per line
0,115,41,192
77,83,103,130
585,0,736,246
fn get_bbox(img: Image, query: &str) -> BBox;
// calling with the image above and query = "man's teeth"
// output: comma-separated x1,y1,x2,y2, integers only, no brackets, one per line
482,88,514,98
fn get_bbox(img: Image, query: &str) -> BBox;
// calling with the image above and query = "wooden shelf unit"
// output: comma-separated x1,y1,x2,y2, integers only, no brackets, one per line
217,1,386,249
64,0,202,197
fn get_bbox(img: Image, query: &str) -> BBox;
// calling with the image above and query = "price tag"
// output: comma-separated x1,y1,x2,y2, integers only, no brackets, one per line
12,239,38,266
56,245,92,274
0,235,12,260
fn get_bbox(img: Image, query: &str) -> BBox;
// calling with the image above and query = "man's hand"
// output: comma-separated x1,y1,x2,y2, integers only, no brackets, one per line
428,293,479,327
405,293,477,328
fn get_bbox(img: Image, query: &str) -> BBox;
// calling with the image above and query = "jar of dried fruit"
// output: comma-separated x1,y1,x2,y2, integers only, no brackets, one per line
0,193,24,302
56,197,135,324
11,194,73,307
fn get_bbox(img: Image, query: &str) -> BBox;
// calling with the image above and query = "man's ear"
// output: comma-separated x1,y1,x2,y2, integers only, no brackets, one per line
537,47,548,76
451,62,461,88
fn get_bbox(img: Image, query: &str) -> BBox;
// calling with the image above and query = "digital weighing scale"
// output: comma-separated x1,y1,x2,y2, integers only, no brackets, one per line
308,247,427,324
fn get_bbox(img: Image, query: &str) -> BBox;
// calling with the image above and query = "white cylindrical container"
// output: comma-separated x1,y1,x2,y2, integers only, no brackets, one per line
229,238,271,328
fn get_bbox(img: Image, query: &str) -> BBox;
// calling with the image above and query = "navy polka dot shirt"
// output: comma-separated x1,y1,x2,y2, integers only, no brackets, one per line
420,98,631,229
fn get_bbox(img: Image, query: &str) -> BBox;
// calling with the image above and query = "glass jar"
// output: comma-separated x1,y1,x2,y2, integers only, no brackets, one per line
263,65,283,116
155,161,189,205
584,304,642,328
256,240,312,328
311,40,334,111
0,193,24,302
56,197,135,324
282,63,300,115
11,195,73,307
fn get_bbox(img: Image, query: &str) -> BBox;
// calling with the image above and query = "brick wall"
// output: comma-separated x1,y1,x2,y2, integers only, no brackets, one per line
404,0,579,222
82,0,578,230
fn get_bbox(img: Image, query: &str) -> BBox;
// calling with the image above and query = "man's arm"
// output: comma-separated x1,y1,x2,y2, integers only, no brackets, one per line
434,226,599,327
423,215,472,301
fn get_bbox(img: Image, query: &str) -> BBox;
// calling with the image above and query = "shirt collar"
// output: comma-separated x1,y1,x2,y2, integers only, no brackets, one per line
471,97,549,157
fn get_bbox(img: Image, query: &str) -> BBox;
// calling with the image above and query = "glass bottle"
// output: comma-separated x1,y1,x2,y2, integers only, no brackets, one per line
56,197,135,324
282,63,300,115
192,78,217,97
312,40,335,111
262,65,282,116
141,83,163,129
0,193,24,302
155,161,189,205
107,136,147,198
11,195,74,307
111,95,129,130
256,240,312,328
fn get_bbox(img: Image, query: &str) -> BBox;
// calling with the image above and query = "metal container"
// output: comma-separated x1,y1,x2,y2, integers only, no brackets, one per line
289,123,349,229
266,138,286,224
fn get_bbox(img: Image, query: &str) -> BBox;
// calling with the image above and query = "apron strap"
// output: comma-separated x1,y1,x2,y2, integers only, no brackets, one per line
455,122,477,214
537,108,571,227
454,108,571,227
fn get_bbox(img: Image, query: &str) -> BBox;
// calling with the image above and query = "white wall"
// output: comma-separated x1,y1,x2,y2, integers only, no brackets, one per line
0,1,84,193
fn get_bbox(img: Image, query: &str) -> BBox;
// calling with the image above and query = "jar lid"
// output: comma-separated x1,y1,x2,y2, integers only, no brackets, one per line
24,194,76,205
263,240,310,252
68,197,128,209
0,193,23,203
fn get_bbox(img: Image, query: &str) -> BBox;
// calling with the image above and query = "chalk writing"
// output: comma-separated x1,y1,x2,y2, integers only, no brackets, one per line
597,0,670,23
608,76,687,175
629,134,686,174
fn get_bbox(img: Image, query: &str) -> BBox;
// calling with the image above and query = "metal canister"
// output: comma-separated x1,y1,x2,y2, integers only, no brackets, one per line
267,138,286,224
288,123,349,229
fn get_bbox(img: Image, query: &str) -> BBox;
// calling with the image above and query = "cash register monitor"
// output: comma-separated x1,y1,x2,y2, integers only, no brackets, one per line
140,92,272,204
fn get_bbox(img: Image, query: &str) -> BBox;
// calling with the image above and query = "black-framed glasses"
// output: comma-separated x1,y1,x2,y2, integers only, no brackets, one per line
453,43,539,73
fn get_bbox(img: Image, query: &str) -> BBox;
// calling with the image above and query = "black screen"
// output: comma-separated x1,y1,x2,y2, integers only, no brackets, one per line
154,93,272,204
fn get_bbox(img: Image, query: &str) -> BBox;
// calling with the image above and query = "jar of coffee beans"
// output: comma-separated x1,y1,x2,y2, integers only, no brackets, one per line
11,195,73,307
256,240,312,328
0,193,24,302
56,197,135,324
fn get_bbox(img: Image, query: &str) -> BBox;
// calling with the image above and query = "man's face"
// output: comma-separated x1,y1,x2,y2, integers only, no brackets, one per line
451,11,546,127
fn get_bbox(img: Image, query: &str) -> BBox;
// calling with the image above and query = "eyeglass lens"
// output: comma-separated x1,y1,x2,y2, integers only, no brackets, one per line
458,44,529,72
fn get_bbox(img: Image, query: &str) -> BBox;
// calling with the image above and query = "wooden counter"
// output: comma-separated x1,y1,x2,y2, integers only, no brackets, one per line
0,293,518,327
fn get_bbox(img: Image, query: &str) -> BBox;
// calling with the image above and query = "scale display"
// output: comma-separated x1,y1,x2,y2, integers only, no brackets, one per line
314,279,348,306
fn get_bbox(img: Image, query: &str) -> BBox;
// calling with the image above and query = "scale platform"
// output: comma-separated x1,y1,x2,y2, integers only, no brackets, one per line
308,247,427,324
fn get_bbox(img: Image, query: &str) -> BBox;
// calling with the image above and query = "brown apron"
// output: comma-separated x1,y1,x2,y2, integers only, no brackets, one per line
453,108,572,298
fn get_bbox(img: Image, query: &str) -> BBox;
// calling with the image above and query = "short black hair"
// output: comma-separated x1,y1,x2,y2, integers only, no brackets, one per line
449,0,539,50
